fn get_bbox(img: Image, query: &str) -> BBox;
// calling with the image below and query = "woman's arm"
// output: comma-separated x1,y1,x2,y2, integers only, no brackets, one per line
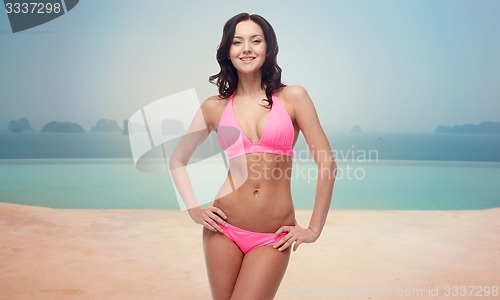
169,97,228,232
274,85,337,251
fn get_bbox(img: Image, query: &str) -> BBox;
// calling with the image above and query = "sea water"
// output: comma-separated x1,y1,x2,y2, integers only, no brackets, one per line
0,132,499,210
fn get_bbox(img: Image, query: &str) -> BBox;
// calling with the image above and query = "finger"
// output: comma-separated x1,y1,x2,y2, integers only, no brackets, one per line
274,227,283,236
274,233,293,250
213,207,227,219
274,226,292,236
293,240,302,252
209,211,228,227
206,218,224,233
273,232,290,248
278,238,295,252
213,215,228,227
203,220,218,232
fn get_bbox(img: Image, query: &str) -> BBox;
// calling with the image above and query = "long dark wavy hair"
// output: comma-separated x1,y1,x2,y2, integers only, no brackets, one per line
209,13,286,108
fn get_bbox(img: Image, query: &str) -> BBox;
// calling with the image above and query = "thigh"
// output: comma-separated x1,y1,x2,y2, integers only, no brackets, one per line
231,246,291,300
203,228,244,300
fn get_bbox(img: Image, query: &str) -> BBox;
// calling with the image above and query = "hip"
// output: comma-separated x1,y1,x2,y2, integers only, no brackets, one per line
213,191,295,232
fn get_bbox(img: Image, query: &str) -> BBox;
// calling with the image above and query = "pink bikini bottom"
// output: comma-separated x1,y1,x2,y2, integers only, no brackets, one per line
218,222,287,254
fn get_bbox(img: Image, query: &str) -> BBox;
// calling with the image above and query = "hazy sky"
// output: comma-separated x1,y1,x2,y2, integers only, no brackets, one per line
1,0,499,132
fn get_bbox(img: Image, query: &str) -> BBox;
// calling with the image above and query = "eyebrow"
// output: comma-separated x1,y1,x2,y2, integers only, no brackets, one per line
233,35,264,39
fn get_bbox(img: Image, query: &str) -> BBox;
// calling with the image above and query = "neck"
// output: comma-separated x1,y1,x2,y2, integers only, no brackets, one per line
235,71,264,97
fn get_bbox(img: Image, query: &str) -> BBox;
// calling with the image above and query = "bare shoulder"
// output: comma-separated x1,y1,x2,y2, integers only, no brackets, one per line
200,95,227,126
277,85,314,118
278,85,312,106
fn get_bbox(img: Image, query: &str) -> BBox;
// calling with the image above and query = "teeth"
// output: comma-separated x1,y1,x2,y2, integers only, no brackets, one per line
241,57,254,61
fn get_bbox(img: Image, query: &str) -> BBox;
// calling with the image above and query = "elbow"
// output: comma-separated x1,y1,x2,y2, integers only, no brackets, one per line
169,152,188,170
332,161,338,181
168,158,177,170
329,160,338,182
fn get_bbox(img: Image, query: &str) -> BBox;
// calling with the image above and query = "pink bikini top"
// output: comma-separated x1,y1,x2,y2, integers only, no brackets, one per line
217,93,295,159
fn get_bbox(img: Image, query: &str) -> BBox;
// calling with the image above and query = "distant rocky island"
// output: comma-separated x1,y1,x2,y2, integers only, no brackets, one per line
350,125,362,133
5,118,128,133
91,119,122,133
41,121,85,133
8,118,33,132
435,121,500,134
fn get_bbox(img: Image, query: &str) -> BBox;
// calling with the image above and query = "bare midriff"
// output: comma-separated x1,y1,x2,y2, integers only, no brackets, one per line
213,153,295,233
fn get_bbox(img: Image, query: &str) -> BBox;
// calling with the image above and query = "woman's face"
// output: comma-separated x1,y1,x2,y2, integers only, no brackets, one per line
229,20,266,74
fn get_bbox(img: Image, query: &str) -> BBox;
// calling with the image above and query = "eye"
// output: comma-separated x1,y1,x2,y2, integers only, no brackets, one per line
232,41,242,45
252,39,262,44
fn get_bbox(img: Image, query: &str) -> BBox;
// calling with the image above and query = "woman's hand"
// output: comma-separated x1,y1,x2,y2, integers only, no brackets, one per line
273,223,320,252
188,205,228,233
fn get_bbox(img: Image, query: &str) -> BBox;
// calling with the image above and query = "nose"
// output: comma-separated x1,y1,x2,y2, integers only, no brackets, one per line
243,42,252,53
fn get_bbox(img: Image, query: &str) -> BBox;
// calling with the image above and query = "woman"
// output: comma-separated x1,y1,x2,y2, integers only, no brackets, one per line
170,13,336,300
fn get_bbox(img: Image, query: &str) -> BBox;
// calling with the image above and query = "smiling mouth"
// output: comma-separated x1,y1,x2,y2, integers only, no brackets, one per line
240,57,256,61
